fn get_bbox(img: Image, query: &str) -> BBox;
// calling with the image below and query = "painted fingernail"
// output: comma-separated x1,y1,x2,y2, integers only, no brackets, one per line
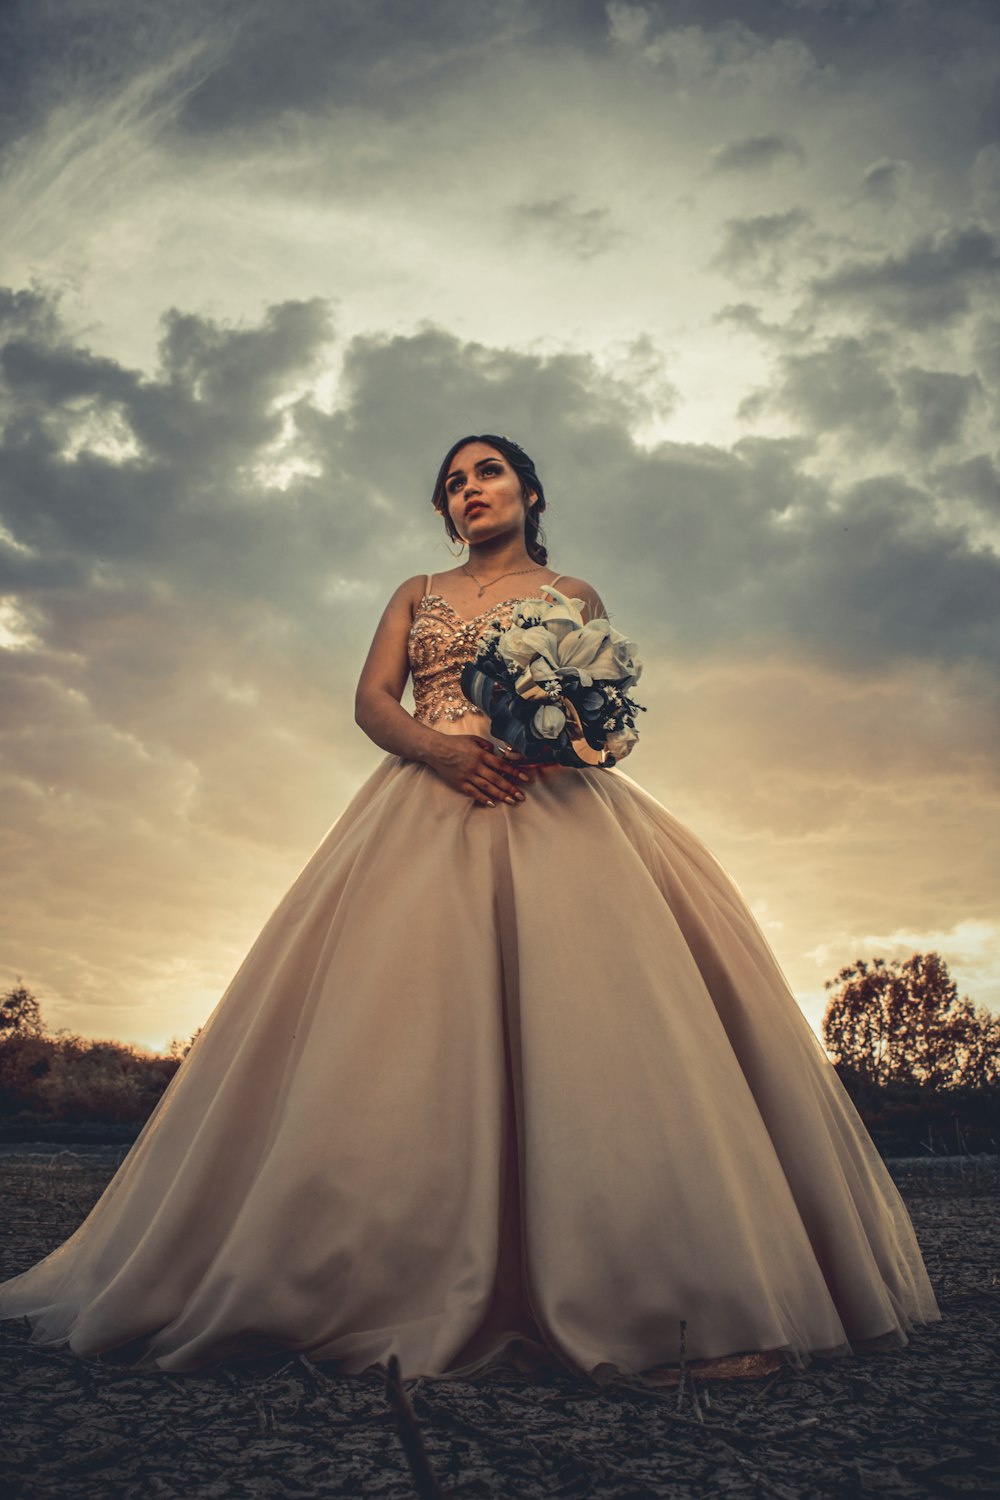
486,799,496,807
505,796,516,804
519,774,530,782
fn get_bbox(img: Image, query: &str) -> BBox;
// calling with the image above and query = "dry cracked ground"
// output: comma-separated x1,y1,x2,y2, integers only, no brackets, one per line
0,1153,997,1499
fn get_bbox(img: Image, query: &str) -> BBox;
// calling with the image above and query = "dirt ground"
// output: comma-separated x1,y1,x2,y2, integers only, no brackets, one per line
0,1155,997,1499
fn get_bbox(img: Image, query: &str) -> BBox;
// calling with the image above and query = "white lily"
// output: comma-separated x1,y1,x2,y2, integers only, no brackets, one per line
500,588,640,690
497,624,558,674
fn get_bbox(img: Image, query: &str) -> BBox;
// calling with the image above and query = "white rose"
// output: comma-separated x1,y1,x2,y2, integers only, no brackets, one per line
605,725,639,761
610,633,642,686
532,703,567,739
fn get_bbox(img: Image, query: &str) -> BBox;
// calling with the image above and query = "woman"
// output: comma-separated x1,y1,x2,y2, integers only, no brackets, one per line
0,433,941,1386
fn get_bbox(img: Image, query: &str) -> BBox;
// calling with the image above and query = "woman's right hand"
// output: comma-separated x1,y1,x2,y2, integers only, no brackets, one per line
425,735,533,807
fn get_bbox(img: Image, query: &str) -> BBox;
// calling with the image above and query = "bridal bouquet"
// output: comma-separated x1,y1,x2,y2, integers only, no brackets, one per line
459,585,645,768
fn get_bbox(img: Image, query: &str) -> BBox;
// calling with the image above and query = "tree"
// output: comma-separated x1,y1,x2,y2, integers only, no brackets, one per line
167,1027,203,1061
0,980,45,1038
822,952,998,1090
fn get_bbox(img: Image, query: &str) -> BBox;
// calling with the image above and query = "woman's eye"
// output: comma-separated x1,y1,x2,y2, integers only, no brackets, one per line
448,463,499,492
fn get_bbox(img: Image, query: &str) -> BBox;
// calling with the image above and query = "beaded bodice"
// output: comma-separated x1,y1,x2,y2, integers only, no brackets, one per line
408,593,533,727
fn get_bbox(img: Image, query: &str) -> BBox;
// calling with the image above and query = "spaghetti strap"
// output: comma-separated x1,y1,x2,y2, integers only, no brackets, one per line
424,573,432,597
548,573,564,588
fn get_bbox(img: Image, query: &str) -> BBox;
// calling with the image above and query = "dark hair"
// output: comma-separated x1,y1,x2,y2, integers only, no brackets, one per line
431,433,548,565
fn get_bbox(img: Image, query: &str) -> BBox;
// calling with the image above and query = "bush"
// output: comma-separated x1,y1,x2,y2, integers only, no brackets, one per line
834,1066,1000,1156
37,1038,179,1125
0,1032,58,1116
0,983,180,1128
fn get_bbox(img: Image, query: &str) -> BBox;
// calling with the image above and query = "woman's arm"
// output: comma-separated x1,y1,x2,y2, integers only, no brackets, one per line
354,576,443,763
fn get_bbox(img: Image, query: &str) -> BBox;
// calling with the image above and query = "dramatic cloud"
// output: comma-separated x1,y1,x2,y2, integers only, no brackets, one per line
709,132,807,173
897,368,982,454
760,335,900,445
711,208,812,282
809,225,1000,330
858,157,912,206
606,6,829,93
510,197,625,261
933,454,1000,517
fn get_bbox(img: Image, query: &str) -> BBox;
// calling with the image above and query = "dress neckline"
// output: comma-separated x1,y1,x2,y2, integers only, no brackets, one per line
414,592,545,630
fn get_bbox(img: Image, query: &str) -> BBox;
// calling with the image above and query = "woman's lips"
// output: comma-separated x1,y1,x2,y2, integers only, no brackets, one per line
465,502,488,518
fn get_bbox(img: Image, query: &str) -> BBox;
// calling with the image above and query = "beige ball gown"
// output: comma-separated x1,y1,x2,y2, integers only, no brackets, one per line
0,573,941,1384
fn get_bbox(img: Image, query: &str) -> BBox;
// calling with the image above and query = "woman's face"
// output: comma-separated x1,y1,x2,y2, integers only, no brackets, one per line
444,442,536,547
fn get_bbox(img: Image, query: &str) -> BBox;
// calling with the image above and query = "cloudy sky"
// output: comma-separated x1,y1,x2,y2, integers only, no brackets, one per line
1,0,998,1052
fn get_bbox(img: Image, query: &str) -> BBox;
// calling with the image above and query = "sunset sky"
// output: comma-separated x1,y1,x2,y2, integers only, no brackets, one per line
1,0,997,1052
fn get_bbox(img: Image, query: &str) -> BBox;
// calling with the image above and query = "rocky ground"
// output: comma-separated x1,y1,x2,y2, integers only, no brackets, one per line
0,1154,997,1498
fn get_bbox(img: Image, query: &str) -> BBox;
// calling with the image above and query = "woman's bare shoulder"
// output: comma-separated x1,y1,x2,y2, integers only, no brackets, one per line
383,574,429,613
550,574,609,619
551,572,595,596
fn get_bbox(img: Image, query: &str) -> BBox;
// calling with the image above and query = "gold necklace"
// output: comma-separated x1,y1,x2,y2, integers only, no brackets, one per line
462,563,543,599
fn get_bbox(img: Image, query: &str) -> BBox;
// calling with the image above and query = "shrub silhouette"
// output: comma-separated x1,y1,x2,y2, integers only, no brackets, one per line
0,1031,56,1116
37,1037,179,1125
0,982,179,1127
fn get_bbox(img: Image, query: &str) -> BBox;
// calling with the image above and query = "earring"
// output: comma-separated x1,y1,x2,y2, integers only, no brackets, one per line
446,536,467,557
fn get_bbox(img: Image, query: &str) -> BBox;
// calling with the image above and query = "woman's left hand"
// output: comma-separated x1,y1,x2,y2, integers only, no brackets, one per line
512,755,565,780
496,746,555,779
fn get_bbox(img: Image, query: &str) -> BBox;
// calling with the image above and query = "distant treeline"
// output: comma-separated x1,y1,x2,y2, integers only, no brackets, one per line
0,982,190,1137
1,953,998,1156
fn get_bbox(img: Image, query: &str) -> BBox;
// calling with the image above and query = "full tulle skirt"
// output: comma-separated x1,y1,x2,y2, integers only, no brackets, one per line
0,721,941,1382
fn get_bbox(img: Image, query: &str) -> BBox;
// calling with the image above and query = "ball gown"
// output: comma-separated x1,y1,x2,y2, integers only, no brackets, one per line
0,573,942,1385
